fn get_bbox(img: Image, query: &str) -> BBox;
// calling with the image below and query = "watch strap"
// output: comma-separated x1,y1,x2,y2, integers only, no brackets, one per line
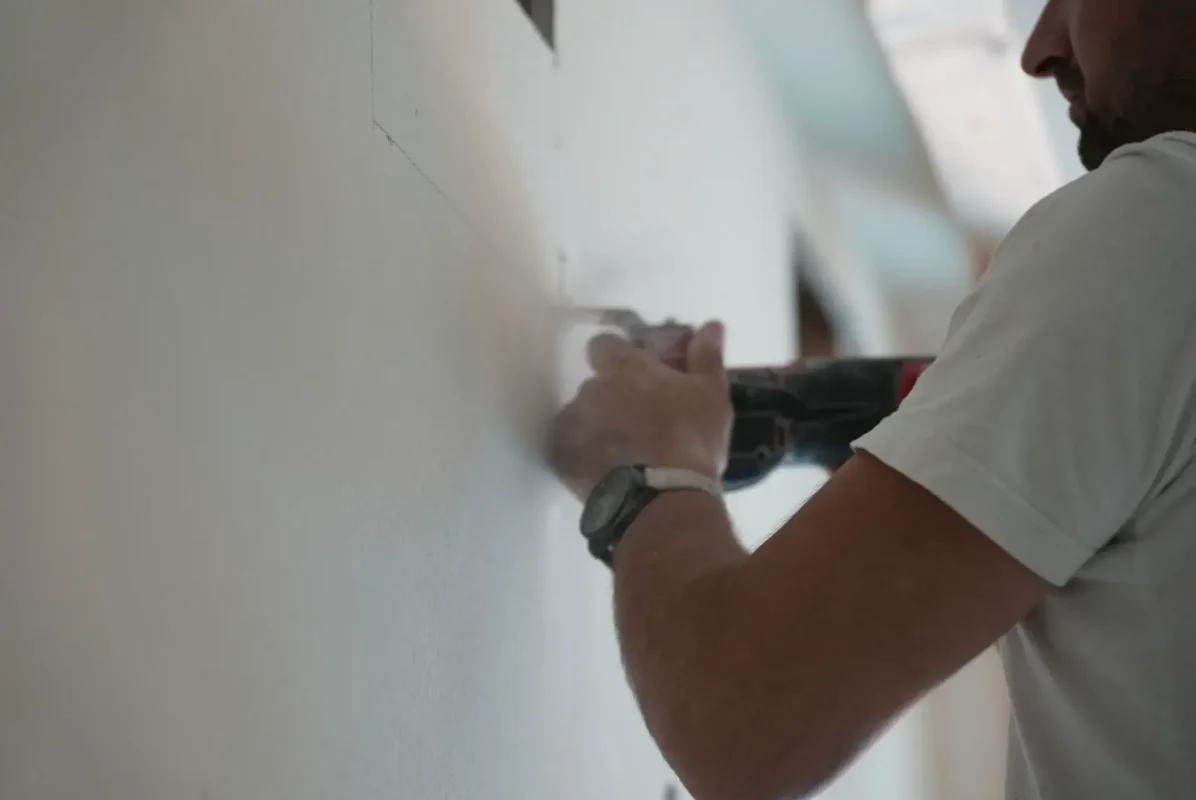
587,466,722,567
642,466,723,496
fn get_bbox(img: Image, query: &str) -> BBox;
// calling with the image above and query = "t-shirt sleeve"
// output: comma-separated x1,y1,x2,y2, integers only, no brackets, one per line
852,135,1196,586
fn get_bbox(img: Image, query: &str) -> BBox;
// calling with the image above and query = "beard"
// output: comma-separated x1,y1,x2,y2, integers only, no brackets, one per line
1056,44,1196,172
1055,61,1134,172
1076,112,1138,171
1071,56,1196,172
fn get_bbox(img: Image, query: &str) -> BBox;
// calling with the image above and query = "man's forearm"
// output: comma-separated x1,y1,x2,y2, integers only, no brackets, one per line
614,490,745,607
611,488,872,800
611,491,789,800
612,489,744,699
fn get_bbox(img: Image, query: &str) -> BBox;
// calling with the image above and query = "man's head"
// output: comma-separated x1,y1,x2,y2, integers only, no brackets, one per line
1022,0,1196,170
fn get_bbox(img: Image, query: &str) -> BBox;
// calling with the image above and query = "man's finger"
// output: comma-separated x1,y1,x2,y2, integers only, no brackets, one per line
547,403,587,478
637,326,694,370
586,332,646,374
686,321,727,382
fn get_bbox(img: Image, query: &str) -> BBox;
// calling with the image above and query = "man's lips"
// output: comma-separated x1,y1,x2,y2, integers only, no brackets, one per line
1058,83,1086,125
1056,73,1084,103
1068,100,1085,125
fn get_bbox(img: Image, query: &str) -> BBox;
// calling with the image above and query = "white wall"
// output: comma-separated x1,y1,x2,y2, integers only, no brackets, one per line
0,0,808,798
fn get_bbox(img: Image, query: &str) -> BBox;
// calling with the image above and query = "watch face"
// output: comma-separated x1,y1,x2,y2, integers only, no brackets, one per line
580,468,638,537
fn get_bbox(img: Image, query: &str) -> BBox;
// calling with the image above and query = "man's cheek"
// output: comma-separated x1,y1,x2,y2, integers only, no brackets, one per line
1075,0,1142,99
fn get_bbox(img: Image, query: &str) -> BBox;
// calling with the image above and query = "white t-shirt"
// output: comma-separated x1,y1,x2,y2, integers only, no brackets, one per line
854,131,1196,800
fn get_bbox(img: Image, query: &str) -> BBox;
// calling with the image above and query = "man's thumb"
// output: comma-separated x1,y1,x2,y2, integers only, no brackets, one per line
686,321,726,377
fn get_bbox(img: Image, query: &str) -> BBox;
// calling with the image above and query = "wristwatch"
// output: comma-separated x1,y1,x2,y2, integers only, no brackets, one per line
580,465,723,567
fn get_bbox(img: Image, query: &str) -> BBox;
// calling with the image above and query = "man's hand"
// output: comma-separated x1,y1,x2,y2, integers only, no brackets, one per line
550,321,733,500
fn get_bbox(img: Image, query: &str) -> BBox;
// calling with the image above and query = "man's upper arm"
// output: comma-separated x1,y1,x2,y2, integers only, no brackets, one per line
854,137,1196,587
718,449,1050,794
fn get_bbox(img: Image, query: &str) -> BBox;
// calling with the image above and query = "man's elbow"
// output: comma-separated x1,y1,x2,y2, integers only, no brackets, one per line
637,588,858,798
651,699,847,800
677,765,832,800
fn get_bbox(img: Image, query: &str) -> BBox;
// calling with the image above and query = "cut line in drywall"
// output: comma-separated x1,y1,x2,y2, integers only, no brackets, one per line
369,0,560,291
370,0,375,118
372,119,492,251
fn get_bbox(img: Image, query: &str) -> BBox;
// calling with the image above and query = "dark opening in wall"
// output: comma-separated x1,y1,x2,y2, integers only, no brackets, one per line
798,282,838,357
517,0,555,49
792,235,848,357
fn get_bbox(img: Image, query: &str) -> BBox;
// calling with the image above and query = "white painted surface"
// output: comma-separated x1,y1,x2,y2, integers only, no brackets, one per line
0,0,806,798
2,3,559,797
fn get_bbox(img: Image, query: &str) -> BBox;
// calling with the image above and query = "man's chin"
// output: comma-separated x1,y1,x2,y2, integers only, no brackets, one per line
1075,109,1147,172
1069,102,1086,127
1078,136,1109,171
1077,125,1123,172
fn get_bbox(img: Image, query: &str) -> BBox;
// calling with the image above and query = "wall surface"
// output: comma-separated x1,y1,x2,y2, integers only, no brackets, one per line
0,0,807,798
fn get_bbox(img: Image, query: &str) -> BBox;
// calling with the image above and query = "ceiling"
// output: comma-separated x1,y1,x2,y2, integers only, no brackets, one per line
737,0,1084,243
868,0,1083,239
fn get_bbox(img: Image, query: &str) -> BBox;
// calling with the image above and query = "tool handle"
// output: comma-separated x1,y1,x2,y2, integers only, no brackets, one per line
617,313,936,490
722,357,933,491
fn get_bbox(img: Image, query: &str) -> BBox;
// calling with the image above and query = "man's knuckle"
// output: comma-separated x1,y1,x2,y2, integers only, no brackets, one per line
577,377,605,402
587,333,630,366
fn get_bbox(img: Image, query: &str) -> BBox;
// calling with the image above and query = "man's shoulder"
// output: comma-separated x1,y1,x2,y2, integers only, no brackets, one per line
1110,130,1196,172
990,132,1196,290
1021,132,1196,231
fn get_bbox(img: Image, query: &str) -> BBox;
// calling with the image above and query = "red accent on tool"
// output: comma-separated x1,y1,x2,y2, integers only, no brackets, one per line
898,360,932,402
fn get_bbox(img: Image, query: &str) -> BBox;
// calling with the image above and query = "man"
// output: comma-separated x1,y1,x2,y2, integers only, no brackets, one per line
549,1,1196,798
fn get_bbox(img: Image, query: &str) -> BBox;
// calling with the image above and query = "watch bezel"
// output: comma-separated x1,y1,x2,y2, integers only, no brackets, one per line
580,465,648,540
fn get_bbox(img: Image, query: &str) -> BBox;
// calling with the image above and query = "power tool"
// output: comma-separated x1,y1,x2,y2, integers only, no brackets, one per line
566,307,933,492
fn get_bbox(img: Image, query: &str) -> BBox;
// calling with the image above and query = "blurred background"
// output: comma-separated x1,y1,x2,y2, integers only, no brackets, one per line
1,0,1078,798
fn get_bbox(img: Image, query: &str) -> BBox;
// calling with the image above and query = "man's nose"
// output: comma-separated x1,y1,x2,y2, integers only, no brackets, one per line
1020,0,1070,78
